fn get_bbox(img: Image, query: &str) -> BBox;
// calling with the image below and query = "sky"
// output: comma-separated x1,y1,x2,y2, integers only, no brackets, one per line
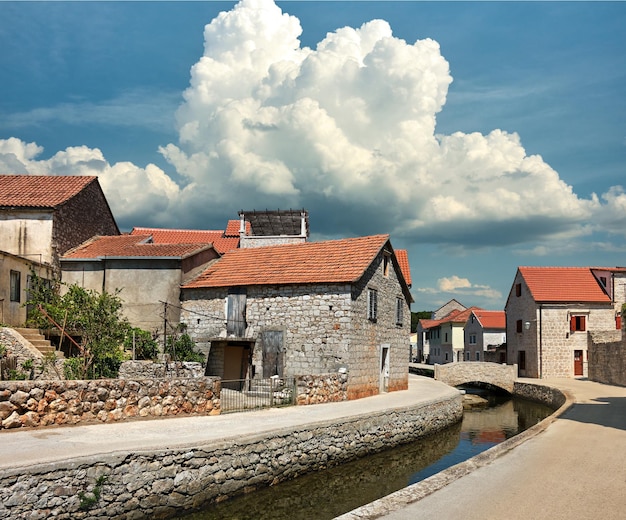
1,0,625,312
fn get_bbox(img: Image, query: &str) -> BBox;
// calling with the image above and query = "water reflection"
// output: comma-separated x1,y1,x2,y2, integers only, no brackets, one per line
178,391,552,520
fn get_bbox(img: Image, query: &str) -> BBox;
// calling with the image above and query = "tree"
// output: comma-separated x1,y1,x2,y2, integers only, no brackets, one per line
166,325,205,364
411,311,432,333
27,274,130,379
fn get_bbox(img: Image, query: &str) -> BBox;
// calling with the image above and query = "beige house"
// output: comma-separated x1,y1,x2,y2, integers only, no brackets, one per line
61,235,219,337
0,250,53,327
505,266,626,378
0,175,119,274
421,306,479,364
180,234,413,400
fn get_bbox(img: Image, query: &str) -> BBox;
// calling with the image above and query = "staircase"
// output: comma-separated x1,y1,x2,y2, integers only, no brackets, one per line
13,328,64,358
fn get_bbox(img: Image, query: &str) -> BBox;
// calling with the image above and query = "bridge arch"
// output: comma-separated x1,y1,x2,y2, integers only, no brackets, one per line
434,362,517,393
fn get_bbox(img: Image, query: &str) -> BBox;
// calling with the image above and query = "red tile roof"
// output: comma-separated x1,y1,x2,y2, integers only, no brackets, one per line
519,266,611,303
62,235,213,259
224,219,250,237
130,227,239,254
395,249,412,286
184,234,395,289
472,310,506,329
0,175,98,208
420,307,482,329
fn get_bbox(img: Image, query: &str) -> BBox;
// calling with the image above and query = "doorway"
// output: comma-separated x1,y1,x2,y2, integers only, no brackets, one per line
380,344,390,393
574,350,584,376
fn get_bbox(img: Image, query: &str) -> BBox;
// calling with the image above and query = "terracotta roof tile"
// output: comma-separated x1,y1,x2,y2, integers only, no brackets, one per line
184,235,392,288
472,310,506,329
130,227,239,254
0,175,98,208
519,266,610,303
63,235,212,259
224,219,250,237
395,249,412,286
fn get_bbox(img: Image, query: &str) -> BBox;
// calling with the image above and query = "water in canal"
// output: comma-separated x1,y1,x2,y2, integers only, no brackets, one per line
178,387,553,520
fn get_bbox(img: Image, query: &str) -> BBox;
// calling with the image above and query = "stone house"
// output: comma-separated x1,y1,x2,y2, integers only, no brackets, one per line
505,266,626,378
463,310,506,363
0,175,119,274
0,250,53,327
422,306,480,365
416,299,467,363
179,234,413,400
61,234,219,338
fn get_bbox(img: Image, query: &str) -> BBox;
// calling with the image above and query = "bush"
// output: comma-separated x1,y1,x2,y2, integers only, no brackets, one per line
124,328,159,360
166,333,205,364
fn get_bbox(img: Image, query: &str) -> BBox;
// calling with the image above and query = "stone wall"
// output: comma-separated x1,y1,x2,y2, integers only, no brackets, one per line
295,373,348,404
0,377,220,430
588,320,626,386
512,380,567,410
118,361,205,380
0,392,462,519
0,328,63,381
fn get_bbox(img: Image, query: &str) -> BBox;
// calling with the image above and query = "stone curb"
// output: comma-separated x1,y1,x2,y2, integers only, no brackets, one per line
335,382,574,520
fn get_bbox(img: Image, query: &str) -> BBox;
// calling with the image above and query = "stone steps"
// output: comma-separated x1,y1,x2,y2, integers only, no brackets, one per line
13,328,64,359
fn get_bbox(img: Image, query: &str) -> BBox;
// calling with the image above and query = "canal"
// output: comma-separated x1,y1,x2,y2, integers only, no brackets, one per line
178,387,553,520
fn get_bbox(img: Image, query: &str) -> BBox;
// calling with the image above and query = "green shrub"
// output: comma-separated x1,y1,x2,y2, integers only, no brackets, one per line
124,328,159,360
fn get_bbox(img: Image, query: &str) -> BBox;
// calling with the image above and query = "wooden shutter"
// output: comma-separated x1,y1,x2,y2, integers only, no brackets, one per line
261,330,284,378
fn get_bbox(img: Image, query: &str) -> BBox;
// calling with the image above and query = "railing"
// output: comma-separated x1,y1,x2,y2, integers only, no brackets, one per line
220,377,296,413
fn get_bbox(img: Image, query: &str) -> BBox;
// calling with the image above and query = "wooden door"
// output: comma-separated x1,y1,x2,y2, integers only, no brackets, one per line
261,330,284,378
227,289,247,337
574,350,584,376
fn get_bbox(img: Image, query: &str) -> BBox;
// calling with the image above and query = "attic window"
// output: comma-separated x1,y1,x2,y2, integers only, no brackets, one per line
383,253,391,277
395,298,403,326
515,283,522,297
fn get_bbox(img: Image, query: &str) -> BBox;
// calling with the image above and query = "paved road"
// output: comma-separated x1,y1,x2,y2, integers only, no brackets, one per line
341,378,626,520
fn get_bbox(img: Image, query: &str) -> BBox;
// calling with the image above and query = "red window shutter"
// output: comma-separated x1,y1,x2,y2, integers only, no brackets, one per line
570,316,576,332
616,316,621,330
580,315,586,331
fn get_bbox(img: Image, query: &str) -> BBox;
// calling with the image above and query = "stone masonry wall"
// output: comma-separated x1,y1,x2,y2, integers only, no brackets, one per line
118,361,205,380
0,392,462,519
296,373,348,404
0,377,220,430
0,328,64,381
588,317,626,386
434,362,518,393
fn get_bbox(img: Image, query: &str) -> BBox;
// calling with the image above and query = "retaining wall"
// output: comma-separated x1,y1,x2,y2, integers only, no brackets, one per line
0,392,462,519
0,378,220,430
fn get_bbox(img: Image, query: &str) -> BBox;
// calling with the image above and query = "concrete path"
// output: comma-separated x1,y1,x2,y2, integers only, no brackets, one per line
0,375,457,472
343,378,626,520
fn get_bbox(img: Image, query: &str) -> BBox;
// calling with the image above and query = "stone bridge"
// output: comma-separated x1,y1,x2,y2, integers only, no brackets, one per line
434,362,518,393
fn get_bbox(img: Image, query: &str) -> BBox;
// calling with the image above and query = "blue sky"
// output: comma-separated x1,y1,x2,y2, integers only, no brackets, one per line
1,1,625,312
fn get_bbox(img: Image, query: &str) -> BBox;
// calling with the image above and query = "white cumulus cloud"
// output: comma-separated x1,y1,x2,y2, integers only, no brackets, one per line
3,0,625,245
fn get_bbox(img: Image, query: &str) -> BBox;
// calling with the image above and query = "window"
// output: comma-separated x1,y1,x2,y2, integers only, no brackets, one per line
445,352,449,361
476,351,480,361
516,319,523,333
10,270,21,302
383,253,391,277
617,312,622,330
395,298,403,325
444,332,448,343
518,350,526,370
599,276,607,287
367,288,378,321
570,315,586,332
515,283,522,297
469,334,477,345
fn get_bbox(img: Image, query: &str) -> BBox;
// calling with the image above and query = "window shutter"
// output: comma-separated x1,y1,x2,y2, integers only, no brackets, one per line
580,315,586,331
617,315,622,330
570,315,576,332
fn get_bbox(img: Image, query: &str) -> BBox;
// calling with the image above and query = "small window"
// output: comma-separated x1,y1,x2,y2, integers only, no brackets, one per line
383,253,391,277
518,350,526,370
10,270,21,302
395,298,403,326
445,352,449,361
444,332,448,343
516,319,523,333
515,283,522,297
476,351,480,361
599,276,607,287
469,334,477,345
570,315,586,332
367,288,378,321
